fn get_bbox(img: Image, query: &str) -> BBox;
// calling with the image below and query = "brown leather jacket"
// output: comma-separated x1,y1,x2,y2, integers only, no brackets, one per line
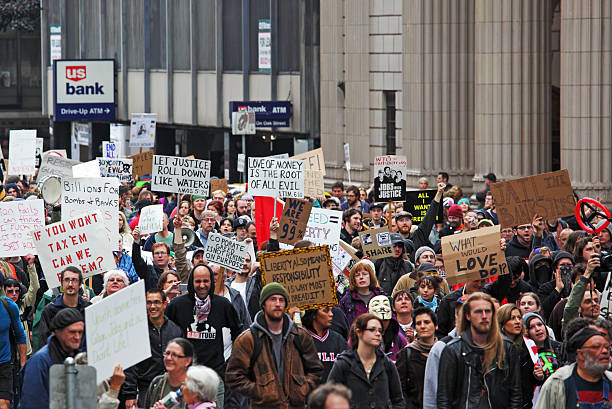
226,311,323,409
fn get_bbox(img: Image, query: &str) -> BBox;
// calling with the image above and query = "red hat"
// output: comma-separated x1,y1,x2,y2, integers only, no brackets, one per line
447,204,463,218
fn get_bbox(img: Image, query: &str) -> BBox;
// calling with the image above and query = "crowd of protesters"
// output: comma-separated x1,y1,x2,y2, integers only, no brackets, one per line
0,169,611,409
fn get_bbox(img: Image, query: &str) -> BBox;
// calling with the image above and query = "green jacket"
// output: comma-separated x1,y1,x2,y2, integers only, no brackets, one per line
562,275,591,334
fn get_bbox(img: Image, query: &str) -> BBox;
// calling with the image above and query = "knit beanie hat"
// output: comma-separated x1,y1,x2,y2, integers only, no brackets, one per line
260,282,289,307
447,204,463,219
522,312,545,328
51,308,84,331
415,246,435,263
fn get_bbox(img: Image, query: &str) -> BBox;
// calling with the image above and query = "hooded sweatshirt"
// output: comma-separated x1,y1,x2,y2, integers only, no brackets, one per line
529,254,553,289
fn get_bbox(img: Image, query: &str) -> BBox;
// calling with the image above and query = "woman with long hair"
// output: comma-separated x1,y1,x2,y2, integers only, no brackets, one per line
339,260,385,327
328,314,404,409
119,212,133,251
496,303,523,349
518,292,556,340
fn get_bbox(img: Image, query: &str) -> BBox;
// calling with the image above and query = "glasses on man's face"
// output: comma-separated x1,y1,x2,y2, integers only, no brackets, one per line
146,300,163,306
516,226,533,231
153,252,168,256
364,327,383,334
346,194,356,198
163,351,186,359
63,278,79,283
580,343,612,353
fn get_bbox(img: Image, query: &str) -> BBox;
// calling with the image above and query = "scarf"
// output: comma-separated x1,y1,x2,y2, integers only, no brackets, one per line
417,296,438,311
189,402,216,409
408,337,437,355
194,294,211,323
48,334,75,364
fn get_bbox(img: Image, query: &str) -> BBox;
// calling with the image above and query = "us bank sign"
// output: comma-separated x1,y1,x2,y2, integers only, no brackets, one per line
53,59,116,121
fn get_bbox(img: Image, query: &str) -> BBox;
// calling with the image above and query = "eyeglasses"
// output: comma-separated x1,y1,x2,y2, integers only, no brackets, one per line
580,344,612,353
62,278,79,283
146,300,163,306
364,327,384,334
163,351,187,359
153,252,168,256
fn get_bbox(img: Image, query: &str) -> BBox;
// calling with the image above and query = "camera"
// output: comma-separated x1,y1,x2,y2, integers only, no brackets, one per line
597,250,612,271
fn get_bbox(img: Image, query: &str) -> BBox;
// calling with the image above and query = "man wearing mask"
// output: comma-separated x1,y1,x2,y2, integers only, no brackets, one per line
528,252,554,288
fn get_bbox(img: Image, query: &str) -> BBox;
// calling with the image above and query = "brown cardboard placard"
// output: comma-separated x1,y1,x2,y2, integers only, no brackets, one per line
291,148,326,175
210,178,229,194
339,240,360,261
128,150,154,178
304,170,325,199
490,169,576,228
259,245,337,310
442,225,509,285
277,198,313,245
358,226,393,260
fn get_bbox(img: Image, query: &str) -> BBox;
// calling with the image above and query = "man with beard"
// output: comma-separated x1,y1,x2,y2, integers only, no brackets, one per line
340,209,363,244
374,233,414,295
341,186,370,213
396,182,445,251
438,204,464,237
535,326,612,408
505,215,543,259
235,199,250,218
226,283,322,409
437,292,521,409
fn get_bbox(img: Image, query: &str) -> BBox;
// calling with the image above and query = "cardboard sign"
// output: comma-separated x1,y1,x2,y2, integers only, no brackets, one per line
490,169,576,228
404,190,443,224
210,178,229,194
373,155,407,202
0,199,45,257
8,130,37,175
72,160,102,178
151,155,211,196
291,148,326,175
36,154,79,182
129,113,157,148
31,211,115,288
85,280,151,383
203,232,247,271
259,245,337,310
248,157,305,198
358,227,393,260
97,157,133,182
304,170,325,199
61,178,120,247
138,204,164,235
129,150,154,177
441,225,509,285
102,141,120,159
278,198,313,245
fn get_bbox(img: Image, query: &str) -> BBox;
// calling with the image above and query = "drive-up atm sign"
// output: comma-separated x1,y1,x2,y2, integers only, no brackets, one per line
54,59,115,121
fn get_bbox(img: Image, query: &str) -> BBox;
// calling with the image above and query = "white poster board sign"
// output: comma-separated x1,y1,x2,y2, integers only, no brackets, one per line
151,155,211,196
35,137,44,168
129,113,157,148
0,199,45,257
85,280,151,383
138,204,164,235
72,160,102,178
36,154,80,182
8,130,36,175
247,157,305,198
203,233,248,271
31,210,115,288
102,141,120,159
302,208,343,259
97,157,133,182
237,153,245,173
344,143,351,173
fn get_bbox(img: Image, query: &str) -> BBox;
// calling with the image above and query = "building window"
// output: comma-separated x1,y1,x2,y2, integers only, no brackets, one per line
385,91,396,155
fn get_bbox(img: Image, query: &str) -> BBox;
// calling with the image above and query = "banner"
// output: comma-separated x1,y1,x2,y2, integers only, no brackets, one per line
8,130,36,175
490,169,576,228
85,280,151,383
259,245,337,309
404,190,443,224
254,196,285,248
31,211,115,288
129,113,157,148
248,157,305,198
98,157,133,182
203,233,247,271
102,141,120,159
291,148,326,175
278,198,313,245
61,178,120,246
36,153,79,182
210,178,229,194
138,204,164,235
304,170,325,199
359,227,393,260
442,225,509,285
129,150,154,178
151,155,210,196
0,199,45,257
373,155,407,202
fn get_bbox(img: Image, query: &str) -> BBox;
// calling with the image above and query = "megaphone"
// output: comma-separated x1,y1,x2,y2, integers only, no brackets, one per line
181,228,196,247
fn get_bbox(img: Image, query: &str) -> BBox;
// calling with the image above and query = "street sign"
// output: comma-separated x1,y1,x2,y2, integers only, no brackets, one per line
53,59,115,121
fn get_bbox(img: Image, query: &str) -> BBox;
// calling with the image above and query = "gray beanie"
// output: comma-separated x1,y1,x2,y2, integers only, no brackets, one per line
596,220,612,238
415,246,436,263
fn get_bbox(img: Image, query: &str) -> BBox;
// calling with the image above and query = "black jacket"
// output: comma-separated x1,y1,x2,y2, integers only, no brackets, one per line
437,331,521,409
537,279,564,321
505,236,533,259
328,348,404,409
408,199,441,251
519,337,563,409
122,316,183,404
504,279,536,305
132,241,168,291
340,227,359,245
37,294,91,350
374,257,412,295
396,345,428,409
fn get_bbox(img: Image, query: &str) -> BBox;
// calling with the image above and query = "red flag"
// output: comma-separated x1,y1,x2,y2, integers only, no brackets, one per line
254,196,284,250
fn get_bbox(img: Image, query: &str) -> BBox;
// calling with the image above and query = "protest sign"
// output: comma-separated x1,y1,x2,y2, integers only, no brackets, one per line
102,141,120,159
129,150,154,177
304,170,325,199
302,208,342,256
490,169,576,228
260,245,337,309
373,155,407,202
151,155,210,196
358,227,393,260
129,113,157,148
35,137,43,168
203,232,247,271
278,198,313,245
441,225,509,285
138,204,164,235
97,157,133,182
237,153,245,173
36,154,80,182
210,178,229,194
8,130,36,175
291,148,326,175
404,190,443,224
248,157,305,198
86,280,151,383
0,199,45,257
72,160,102,178
600,273,612,320
62,178,120,246
31,211,115,288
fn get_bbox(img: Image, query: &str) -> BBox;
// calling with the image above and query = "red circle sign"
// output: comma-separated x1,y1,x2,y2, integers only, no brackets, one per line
575,198,612,234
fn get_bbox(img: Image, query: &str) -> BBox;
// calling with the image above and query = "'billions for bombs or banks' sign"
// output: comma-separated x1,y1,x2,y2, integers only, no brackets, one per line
260,245,337,310
151,155,211,196
248,157,305,198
